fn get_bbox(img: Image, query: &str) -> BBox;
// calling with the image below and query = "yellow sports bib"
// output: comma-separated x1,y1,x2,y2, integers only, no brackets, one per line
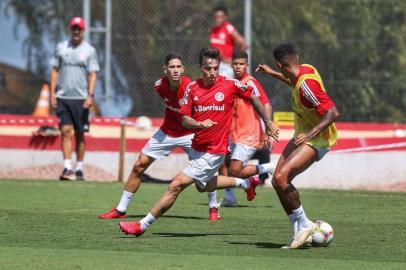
292,64,338,148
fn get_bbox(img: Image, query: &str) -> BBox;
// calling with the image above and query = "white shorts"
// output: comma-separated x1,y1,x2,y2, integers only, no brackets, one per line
228,141,257,165
142,129,194,160
182,149,225,188
219,62,234,79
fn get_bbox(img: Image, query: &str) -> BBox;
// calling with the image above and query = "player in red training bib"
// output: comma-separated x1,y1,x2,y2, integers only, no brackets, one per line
118,48,279,237
209,5,248,78
99,53,195,219
217,51,275,207
257,44,340,249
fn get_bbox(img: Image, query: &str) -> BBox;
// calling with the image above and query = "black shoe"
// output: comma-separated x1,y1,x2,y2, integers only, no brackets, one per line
59,168,75,181
75,170,85,181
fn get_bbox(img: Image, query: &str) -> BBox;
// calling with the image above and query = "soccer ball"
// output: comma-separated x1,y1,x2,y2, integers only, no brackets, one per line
311,220,334,247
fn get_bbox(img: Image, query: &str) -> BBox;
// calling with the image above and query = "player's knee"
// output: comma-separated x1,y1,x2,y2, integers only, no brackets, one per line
194,183,206,193
61,129,72,138
131,163,147,176
228,166,242,177
272,170,289,190
167,181,183,195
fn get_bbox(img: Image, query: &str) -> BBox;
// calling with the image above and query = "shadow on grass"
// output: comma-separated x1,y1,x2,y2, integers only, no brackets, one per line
196,203,274,209
227,241,285,249
127,214,205,220
153,232,254,238
118,232,255,239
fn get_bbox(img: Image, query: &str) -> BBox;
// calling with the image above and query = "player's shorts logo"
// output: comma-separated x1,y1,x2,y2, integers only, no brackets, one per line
215,92,224,102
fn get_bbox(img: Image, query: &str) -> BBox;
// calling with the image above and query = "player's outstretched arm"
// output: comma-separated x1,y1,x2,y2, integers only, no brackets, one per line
256,64,291,86
294,106,340,146
249,95,279,142
181,115,217,129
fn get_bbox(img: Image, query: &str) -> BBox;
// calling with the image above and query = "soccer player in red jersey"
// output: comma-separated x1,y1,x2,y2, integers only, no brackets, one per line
209,6,248,78
119,48,279,237
218,51,274,207
99,53,198,219
257,44,340,249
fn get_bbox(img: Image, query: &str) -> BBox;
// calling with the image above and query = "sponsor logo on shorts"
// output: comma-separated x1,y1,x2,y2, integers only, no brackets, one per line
193,104,225,112
214,92,224,102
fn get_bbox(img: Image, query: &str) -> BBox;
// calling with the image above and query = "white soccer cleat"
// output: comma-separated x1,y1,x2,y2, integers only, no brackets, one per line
289,225,316,249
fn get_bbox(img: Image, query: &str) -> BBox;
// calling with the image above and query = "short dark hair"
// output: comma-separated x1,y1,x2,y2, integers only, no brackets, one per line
213,6,228,16
165,53,182,65
232,51,248,61
273,44,296,61
199,48,221,66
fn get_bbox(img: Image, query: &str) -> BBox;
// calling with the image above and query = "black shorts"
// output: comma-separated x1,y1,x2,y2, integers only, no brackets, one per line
56,98,89,132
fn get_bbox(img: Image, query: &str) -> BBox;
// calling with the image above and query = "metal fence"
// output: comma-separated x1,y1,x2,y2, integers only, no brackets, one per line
0,0,405,122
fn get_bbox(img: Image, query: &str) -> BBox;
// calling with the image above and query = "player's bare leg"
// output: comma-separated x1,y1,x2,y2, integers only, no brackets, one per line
59,125,75,180
229,160,274,179
74,132,85,180
124,153,155,192
197,174,260,202
150,172,194,218
119,172,194,236
272,139,317,248
218,157,238,207
99,153,155,219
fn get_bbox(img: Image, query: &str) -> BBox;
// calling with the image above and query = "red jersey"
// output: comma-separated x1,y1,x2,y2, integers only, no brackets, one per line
154,76,194,137
292,65,334,115
180,76,254,154
209,22,236,62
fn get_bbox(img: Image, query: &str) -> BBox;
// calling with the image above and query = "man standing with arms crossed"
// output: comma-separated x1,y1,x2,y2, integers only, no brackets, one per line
118,48,279,237
209,6,248,78
50,17,99,180
257,44,340,249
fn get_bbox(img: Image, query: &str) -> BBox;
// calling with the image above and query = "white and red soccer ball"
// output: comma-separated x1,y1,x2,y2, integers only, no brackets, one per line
311,220,334,247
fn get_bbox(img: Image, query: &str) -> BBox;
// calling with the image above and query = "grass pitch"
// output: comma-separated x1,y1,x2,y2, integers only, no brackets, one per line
0,179,405,270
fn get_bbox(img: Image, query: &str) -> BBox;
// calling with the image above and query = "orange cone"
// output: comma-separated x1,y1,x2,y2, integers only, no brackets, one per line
32,84,50,117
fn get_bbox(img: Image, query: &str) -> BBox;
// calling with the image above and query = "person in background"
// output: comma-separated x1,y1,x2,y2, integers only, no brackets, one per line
209,5,248,78
50,17,100,181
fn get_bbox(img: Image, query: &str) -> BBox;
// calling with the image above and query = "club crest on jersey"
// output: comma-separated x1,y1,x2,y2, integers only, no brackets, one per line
215,92,224,102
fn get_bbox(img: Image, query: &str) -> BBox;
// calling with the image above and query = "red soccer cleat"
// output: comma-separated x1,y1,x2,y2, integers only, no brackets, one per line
208,207,221,221
245,176,261,201
98,208,128,219
119,221,145,237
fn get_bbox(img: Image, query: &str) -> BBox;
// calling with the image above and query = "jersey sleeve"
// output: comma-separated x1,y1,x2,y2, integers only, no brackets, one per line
87,48,100,72
246,79,270,105
225,23,235,34
299,79,334,115
230,79,253,100
179,83,194,117
50,45,61,69
154,78,165,99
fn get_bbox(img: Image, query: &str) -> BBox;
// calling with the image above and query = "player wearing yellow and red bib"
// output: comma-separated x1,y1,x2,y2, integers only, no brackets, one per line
99,53,195,219
118,48,279,237
257,44,339,249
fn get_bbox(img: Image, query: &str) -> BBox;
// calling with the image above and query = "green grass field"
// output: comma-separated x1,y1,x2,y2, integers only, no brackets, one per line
0,179,405,270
